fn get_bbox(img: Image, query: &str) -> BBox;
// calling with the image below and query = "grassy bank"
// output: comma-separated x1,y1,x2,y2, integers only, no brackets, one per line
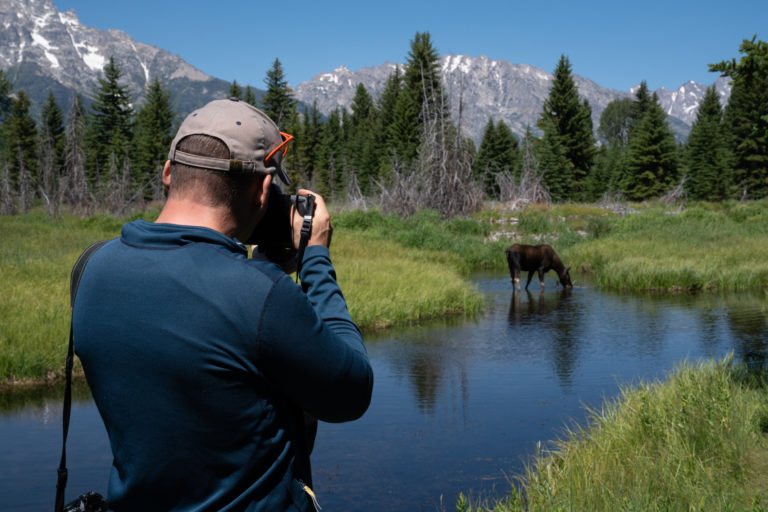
459,357,768,511
562,201,768,292
0,208,481,382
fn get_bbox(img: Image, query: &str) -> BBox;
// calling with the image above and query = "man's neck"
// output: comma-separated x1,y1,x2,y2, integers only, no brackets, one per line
155,197,238,239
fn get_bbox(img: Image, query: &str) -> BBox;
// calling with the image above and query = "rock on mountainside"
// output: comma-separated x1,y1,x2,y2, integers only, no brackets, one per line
0,0,233,117
296,54,732,143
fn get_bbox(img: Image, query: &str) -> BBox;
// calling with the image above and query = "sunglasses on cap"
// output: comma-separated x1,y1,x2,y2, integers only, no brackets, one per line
265,132,294,168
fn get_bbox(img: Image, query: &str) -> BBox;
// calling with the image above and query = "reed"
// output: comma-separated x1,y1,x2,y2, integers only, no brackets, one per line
460,357,768,511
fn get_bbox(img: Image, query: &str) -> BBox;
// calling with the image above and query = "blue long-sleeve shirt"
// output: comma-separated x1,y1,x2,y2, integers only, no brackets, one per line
73,220,373,511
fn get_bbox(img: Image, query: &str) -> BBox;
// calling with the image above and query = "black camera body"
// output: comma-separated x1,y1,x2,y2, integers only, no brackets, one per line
249,184,315,272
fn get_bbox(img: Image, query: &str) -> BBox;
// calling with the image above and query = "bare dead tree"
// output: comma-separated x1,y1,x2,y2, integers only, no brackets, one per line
378,71,482,218
495,132,551,206
344,171,368,210
1,161,17,215
38,125,61,218
660,174,688,205
17,146,33,213
63,95,91,215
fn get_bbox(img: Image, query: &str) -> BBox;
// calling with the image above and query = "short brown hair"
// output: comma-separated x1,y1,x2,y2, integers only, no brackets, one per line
169,134,260,206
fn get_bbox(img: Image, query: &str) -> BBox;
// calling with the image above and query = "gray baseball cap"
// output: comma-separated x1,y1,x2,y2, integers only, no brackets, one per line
168,98,292,185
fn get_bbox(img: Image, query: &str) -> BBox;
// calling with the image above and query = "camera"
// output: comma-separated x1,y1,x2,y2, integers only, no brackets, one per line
249,184,315,272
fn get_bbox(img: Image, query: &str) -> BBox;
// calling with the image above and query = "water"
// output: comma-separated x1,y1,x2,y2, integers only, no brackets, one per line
2,274,767,511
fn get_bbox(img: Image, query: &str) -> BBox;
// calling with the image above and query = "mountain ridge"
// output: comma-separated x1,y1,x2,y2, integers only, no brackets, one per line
1,0,731,142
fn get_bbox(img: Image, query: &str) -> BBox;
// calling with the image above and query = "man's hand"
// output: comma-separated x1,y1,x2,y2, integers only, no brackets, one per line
291,189,332,249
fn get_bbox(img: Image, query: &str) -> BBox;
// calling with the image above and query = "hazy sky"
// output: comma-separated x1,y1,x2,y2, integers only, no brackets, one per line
52,0,766,92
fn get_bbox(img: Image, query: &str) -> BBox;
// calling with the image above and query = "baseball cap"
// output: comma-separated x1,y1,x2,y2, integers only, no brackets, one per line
168,98,292,186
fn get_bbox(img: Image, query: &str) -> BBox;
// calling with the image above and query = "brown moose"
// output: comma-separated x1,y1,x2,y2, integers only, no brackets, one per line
505,244,573,292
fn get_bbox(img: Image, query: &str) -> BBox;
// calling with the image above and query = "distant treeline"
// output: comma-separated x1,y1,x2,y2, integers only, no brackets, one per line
1,34,766,219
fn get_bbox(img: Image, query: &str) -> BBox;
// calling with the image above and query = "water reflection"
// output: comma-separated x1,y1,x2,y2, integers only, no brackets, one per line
508,289,581,387
4,278,768,511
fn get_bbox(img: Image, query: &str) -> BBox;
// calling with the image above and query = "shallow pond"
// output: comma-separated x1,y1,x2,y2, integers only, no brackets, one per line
2,274,767,511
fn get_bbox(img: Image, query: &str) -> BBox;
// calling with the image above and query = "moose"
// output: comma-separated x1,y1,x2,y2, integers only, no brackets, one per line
505,243,573,292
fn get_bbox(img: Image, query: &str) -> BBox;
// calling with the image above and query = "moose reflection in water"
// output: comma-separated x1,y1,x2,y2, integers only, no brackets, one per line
505,244,573,292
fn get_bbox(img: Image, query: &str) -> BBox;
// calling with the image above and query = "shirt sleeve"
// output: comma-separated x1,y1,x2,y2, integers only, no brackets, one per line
257,245,373,423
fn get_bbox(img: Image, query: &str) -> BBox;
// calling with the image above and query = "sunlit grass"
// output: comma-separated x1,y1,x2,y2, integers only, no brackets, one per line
459,357,768,511
564,202,768,291
332,232,483,330
0,208,482,382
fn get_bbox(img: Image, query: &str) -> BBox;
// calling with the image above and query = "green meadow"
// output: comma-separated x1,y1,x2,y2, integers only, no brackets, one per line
0,207,485,383
5,201,768,382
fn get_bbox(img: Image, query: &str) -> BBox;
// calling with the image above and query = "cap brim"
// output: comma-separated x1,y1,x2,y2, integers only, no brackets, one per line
275,166,291,186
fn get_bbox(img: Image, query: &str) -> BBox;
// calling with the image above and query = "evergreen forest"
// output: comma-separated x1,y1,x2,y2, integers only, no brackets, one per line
1,34,767,219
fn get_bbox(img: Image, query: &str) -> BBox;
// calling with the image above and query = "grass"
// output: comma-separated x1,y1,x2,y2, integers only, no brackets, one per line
0,209,157,383
563,201,768,291
0,207,482,382
458,356,768,512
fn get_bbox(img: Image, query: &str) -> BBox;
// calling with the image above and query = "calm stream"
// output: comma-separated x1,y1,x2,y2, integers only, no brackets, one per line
2,273,767,511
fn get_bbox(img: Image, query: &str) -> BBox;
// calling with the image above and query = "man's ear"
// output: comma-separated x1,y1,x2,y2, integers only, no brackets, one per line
162,160,172,191
257,174,272,210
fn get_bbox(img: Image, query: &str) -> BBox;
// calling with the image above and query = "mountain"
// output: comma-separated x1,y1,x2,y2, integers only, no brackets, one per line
0,0,732,144
0,0,235,118
295,55,733,143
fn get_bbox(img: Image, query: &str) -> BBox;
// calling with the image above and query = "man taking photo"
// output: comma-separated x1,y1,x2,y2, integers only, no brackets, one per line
73,98,373,511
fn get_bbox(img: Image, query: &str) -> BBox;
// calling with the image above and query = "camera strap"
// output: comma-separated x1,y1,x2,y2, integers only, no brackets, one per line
56,239,109,512
293,194,315,283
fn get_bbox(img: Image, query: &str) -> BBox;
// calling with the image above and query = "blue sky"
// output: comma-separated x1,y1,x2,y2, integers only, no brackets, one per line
52,0,765,92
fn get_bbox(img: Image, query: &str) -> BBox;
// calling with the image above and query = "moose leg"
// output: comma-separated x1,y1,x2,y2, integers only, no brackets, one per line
538,268,546,289
525,270,535,290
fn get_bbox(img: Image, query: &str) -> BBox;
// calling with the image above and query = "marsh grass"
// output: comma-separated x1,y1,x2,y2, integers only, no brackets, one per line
564,202,768,291
460,357,768,511
332,232,483,330
0,210,133,382
1,208,482,381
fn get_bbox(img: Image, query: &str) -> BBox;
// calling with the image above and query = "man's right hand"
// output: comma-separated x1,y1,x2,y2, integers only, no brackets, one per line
291,189,332,249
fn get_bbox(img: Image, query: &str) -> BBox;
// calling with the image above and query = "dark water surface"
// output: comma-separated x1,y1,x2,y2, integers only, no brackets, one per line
3,274,767,511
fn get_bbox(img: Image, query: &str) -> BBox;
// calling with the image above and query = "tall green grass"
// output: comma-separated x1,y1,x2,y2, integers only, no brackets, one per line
459,357,768,511
332,232,483,330
564,202,768,291
0,208,482,382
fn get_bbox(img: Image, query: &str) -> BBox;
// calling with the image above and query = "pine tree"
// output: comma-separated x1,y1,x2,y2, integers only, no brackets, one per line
537,118,573,201
318,108,345,199
228,80,243,100
261,58,296,127
3,90,38,192
63,94,89,213
347,83,379,194
537,55,596,200
389,87,420,164
685,86,730,200
39,93,66,217
375,66,403,171
710,36,768,199
87,56,134,182
293,101,322,187
404,32,444,120
598,97,634,147
629,81,653,137
244,86,256,106
133,78,175,199
474,118,520,197
0,68,11,122
40,92,65,171
622,93,678,200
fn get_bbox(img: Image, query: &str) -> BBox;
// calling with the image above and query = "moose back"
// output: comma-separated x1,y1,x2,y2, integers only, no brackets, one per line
505,244,572,291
